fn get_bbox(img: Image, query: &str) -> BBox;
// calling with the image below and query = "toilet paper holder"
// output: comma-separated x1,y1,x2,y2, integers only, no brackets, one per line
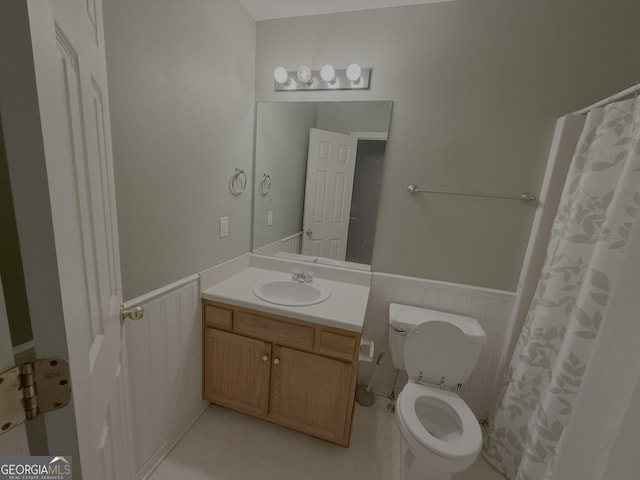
359,338,375,362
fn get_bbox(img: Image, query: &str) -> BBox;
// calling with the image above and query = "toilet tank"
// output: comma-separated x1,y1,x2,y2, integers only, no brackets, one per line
388,303,487,372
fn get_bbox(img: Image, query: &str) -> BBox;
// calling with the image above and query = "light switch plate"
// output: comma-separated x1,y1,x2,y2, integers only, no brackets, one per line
219,216,228,238
267,210,273,226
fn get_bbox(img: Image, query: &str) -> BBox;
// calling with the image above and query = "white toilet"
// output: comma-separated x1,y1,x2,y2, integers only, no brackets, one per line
388,303,487,480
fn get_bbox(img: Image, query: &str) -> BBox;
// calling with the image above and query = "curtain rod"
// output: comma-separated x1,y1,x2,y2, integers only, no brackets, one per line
574,82,640,115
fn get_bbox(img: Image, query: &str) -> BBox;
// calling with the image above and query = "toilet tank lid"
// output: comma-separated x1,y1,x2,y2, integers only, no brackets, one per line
389,303,486,344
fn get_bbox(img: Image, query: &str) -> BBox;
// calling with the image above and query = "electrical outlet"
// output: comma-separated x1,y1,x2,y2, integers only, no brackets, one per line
219,216,228,238
267,210,273,226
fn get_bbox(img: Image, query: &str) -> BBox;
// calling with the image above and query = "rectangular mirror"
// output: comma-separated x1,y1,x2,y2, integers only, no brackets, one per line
252,101,392,270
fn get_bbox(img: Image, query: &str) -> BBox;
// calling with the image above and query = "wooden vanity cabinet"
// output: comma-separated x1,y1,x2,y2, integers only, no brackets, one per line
202,300,360,447
269,346,353,441
204,328,271,417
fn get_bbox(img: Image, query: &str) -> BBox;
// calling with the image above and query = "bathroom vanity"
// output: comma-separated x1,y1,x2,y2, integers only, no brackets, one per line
201,262,370,447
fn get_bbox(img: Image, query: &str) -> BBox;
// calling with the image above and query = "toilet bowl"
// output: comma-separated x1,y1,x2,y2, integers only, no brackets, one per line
396,383,482,479
387,303,487,480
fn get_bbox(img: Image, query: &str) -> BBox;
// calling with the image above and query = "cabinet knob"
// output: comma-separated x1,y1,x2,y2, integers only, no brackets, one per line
262,355,269,362
273,358,280,365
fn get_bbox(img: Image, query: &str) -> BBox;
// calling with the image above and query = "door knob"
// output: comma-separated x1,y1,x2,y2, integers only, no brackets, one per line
273,358,280,365
262,355,269,362
305,229,312,237
120,305,144,324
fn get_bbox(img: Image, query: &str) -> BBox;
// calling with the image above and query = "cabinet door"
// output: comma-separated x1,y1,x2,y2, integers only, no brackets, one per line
204,328,271,417
270,346,354,445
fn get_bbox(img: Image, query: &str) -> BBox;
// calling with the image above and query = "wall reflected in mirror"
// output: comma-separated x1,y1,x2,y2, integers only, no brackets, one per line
252,101,392,269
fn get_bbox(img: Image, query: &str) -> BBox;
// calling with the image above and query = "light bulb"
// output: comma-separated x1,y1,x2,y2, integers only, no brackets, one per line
346,63,362,82
297,65,312,84
273,66,289,85
320,64,336,82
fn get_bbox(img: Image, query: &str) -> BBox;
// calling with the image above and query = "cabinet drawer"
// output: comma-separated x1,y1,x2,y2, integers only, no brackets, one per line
317,330,357,361
235,312,314,350
205,303,233,330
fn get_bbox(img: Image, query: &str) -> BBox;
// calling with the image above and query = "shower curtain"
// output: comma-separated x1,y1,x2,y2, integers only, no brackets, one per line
484,97,640,480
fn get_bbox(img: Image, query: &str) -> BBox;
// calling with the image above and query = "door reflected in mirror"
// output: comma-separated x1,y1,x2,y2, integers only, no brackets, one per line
253,101,392,269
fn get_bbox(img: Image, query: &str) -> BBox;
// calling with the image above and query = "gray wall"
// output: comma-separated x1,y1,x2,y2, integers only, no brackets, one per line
316,101,392,135
256,0,640,291
253,102,317,248
104,0,256,299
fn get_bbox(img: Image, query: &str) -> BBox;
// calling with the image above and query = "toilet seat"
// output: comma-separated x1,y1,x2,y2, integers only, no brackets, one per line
396,382,482,462
404,320,478,389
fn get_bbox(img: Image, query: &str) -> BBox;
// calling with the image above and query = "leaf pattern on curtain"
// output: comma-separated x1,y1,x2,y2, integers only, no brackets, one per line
484,98,640,480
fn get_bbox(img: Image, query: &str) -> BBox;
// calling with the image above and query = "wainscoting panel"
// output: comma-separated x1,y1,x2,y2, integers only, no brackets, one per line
253,232,302,256
281,232,301,253
359,272,515,420
123,276,208,480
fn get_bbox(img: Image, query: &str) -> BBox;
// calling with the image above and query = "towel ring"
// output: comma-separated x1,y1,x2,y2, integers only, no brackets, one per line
229,167,247,196
259,173,271,196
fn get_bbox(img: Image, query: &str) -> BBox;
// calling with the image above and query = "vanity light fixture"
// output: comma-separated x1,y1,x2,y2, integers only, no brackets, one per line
273,64,370,91
320,64,336,83
297,65,313,84
273,66,291,86
346,63,362,84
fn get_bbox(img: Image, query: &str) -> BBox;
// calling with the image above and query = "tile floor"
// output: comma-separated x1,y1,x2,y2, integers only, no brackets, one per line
149,397,504,480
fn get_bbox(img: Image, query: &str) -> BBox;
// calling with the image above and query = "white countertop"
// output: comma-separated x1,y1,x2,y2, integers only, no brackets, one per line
202,267,371,333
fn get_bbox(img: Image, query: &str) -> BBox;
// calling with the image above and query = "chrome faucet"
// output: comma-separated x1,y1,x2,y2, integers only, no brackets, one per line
291,269,314,283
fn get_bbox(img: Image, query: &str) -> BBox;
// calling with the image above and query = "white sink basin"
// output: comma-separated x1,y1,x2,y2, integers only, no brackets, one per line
253,276,331,306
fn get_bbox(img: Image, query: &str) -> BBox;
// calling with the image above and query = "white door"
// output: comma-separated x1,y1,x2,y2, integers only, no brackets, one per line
0,276,30,456
301,128,358,260
24,1,129,478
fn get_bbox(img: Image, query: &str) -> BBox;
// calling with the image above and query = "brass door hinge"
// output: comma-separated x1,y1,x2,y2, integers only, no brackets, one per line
0,358,71,436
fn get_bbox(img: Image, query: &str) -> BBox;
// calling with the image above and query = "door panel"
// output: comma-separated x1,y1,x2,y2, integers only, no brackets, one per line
204,329,271,417
302,129,358,260
269,346,352,444
26,0,127,477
